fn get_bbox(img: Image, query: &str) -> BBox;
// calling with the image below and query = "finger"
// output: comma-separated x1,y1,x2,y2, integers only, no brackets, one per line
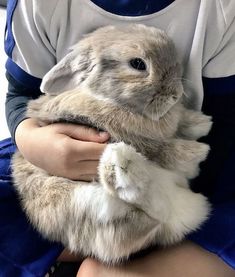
78,175,99,182
54,123,110,143
67,160,99,180
70,140,107,161
77,160,99,176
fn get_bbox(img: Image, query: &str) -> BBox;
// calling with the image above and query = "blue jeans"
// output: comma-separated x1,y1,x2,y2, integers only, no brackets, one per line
0,138,63,277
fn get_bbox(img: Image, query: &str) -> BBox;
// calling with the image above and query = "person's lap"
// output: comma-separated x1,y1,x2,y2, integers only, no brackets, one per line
77,241,235,277
1,137,235,276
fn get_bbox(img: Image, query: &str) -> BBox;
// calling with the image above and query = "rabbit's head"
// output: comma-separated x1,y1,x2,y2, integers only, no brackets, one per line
41,24,184,120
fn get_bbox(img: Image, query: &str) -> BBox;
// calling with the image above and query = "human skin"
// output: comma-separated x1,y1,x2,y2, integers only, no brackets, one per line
15,118,109,181
76,241,235,277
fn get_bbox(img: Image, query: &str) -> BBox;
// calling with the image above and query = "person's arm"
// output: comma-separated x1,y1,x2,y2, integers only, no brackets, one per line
5,63,110,182
190,3,235,196
5,71,110,181
15,118,109,181
5,69,110,182
5,71,42,140
4,1,109,181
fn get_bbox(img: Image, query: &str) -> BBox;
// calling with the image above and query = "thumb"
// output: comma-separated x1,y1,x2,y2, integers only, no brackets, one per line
58,124,110,142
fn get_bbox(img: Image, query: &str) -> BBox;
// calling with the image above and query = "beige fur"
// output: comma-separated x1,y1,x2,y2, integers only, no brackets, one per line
12,24,212,264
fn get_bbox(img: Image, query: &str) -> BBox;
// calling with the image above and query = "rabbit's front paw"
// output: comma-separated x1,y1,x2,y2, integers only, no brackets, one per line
179,110,212,140
174,140,210,179
99,142,151,204
190,114,212,139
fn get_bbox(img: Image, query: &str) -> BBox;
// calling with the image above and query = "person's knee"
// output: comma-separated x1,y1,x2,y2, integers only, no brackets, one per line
76,258,101,277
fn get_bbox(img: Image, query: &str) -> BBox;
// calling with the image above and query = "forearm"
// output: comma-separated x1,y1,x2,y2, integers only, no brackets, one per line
15,118,40,153
5,71,42,141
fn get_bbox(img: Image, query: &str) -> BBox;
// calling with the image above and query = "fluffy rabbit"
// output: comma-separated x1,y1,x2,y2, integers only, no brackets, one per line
12,24,212,264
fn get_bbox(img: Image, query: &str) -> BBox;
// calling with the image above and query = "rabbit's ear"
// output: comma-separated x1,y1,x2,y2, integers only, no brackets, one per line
40,45,93,95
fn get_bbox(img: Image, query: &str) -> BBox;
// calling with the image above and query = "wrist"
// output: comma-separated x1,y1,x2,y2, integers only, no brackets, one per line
15,118,39,151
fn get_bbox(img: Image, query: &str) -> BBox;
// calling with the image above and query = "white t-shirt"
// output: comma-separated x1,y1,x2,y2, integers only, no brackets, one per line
5,0,235,109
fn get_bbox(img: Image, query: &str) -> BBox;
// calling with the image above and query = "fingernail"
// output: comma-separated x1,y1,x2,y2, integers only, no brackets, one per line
99,131,109,138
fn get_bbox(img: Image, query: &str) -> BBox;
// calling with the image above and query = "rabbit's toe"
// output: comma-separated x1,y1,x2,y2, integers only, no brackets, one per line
99,144,118,195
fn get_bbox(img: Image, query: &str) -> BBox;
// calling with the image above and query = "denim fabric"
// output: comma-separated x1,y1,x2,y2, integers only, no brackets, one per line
0,138,63,277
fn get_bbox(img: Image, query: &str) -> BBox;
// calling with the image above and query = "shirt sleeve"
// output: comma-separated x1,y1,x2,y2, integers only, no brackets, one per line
192,0,235,196
5,72,42,141
201,0,235,115
5,0,57,84
4,0,58,140
202,0,235,78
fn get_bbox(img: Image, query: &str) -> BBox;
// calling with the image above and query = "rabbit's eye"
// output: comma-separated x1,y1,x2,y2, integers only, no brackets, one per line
129,58,146,71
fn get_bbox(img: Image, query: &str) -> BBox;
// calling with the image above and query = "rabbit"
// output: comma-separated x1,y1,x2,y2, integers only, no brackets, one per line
12,24,212,264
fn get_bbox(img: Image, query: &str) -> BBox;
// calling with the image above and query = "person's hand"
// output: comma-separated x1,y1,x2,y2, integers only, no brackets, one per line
15,118,110,181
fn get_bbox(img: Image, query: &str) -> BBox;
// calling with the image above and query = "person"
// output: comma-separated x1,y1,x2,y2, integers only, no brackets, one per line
0,0,234,276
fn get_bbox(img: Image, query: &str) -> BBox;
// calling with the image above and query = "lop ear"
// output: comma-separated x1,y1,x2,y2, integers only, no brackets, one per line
40,45,93,95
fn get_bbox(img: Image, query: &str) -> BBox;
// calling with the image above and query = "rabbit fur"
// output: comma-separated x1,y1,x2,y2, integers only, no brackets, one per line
12,24,212,264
